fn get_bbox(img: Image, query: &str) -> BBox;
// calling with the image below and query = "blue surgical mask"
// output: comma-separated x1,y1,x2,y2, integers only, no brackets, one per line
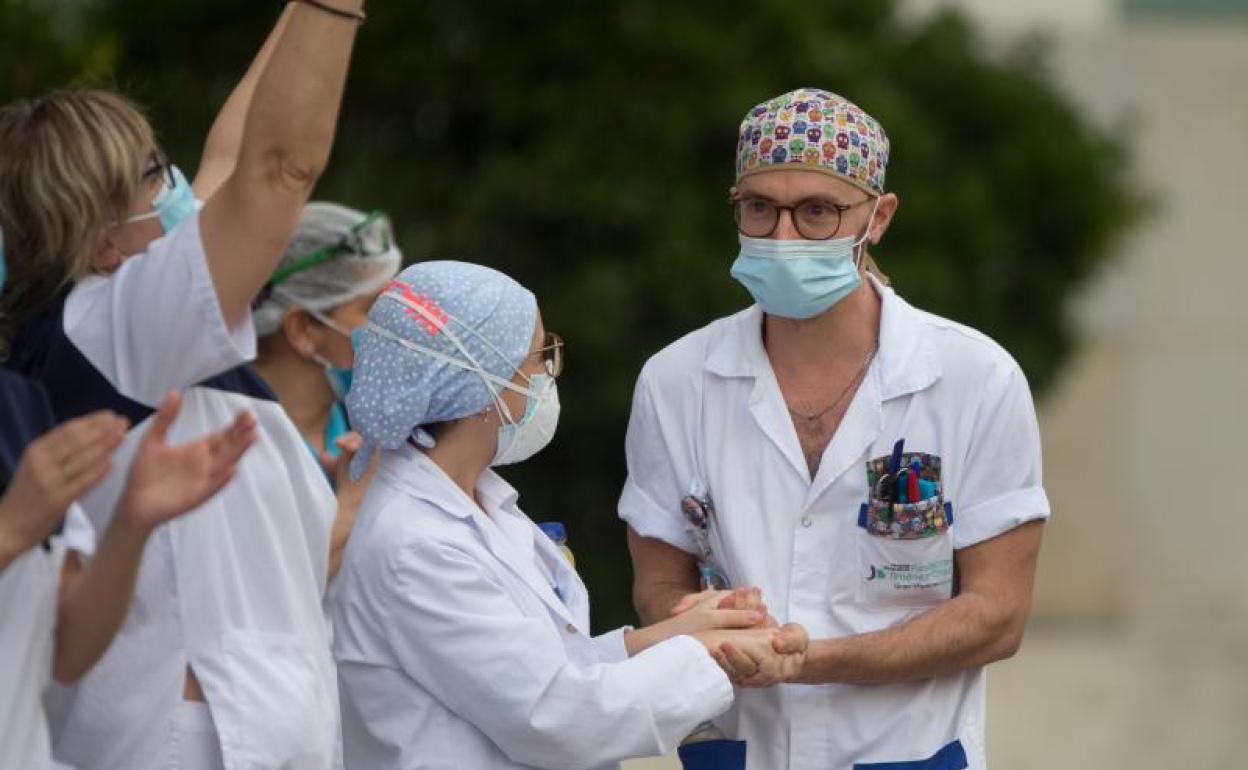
125,165,196,235
730,197,880,319
308,309,361,401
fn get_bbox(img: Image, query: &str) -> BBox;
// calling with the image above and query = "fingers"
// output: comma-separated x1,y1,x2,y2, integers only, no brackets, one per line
58,442,116,492
718,641,761,682
42,411,127,461
65,457,115,500
145,391,184,446
706,607,768,630
671,590,717,616
717,586,763,612
213,411,259,467
335,431,363,456
772,622,810,655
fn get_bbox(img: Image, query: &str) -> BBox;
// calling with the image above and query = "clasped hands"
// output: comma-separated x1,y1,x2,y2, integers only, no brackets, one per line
674,588,809,687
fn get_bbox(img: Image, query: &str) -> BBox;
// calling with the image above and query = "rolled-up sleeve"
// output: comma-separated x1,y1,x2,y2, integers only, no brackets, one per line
953,364,1051,549
63,212,256,408
618,365,699,554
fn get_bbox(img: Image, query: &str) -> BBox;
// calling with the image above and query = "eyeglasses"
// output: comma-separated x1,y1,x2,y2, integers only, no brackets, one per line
732,195,873,240
141,152,176,193
116,153,176,227
528,332,565,378
268,211,395,288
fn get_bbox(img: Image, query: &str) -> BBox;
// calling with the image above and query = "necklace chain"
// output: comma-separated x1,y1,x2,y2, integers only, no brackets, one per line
786,345,878,423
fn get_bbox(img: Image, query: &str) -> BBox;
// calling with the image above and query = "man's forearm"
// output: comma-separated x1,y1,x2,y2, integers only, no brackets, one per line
634,578,700,626
797,590,1026,686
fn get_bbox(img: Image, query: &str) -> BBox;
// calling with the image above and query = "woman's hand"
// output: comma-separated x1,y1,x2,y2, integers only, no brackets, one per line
623,587,768,656
0,411,127,563
115,391,257,532
669,586,767,617
665,587,770,636
703,623,810,687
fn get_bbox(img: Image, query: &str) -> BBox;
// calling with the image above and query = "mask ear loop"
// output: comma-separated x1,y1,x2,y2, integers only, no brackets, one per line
852,196,883,270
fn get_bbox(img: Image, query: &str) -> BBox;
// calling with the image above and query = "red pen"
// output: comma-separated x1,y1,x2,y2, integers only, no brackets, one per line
908,460,921,502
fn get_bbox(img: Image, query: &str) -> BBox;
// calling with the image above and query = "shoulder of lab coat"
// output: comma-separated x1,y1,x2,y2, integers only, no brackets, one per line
616,308,754,554
64,211,256,408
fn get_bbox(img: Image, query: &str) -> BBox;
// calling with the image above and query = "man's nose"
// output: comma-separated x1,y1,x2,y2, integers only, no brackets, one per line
771,208,802,240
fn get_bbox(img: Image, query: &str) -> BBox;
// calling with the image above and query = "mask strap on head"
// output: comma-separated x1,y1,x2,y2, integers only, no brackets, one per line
363,323,533,425
374,291,534,423
305,306,353,338
384,290,535,391
852,195,883,269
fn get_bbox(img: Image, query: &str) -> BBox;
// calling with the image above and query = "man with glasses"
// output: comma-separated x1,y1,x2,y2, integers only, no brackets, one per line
620,88,1049,769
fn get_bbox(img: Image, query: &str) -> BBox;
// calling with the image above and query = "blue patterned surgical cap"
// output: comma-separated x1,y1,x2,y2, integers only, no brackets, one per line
346,261,538,479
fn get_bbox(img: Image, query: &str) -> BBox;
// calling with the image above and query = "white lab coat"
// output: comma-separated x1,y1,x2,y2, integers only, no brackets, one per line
329,444,733,770
0,506,93,770
30,213,339,770
619,275,1051,770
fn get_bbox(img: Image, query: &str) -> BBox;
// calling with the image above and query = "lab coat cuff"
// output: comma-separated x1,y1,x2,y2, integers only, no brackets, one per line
952,485,1051,549
60,504,97,558
182,210,258,365
630,634,734,741
619,481,699,555
591,626,633,664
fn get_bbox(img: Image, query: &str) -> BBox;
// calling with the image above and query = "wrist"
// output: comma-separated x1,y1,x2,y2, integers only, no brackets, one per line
793,638,831,684
111,500,157,540
624,624,662,657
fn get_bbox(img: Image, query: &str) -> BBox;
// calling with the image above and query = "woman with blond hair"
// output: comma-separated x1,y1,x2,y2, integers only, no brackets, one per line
0,2,368,769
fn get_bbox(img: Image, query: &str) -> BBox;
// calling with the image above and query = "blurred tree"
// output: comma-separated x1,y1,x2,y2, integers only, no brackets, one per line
12,0,1138,629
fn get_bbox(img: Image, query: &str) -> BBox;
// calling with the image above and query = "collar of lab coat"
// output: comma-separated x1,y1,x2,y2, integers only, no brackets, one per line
377,442,521,520
702,273,943,492
376,444,583,629
703,272,942,401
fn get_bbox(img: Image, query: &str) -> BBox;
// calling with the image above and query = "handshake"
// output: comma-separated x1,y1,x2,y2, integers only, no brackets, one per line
630,588,809,687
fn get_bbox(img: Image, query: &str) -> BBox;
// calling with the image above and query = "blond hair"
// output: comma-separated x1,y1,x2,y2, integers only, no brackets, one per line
0,90,155,352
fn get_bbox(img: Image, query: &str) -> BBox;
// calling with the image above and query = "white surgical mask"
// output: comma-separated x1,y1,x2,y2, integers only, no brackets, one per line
368,292,561,464
492,373,561,466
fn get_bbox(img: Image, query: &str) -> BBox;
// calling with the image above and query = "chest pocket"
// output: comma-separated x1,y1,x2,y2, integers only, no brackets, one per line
856,451,955,610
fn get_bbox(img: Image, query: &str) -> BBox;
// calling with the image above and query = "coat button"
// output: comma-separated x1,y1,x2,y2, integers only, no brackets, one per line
565,622,577,634
801,515,813,528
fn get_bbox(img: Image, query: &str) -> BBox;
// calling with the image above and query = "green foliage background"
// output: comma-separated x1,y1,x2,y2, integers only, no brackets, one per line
2,0,1138,630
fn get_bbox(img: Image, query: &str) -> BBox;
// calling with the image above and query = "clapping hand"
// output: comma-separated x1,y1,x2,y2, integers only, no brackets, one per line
0,411,127,554
116,392,257,531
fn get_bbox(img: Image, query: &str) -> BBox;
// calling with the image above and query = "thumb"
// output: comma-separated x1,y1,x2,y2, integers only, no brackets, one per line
335,431,364,457
772,622,809,655
146,391,183,446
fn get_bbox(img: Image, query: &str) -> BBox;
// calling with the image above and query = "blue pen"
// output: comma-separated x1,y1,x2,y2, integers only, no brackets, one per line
888,439,905,475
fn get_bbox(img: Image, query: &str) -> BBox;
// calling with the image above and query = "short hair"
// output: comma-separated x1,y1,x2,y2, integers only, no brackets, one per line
0,90,156,352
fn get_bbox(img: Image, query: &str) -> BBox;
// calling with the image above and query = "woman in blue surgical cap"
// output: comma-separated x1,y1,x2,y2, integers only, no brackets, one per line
328,261,808,770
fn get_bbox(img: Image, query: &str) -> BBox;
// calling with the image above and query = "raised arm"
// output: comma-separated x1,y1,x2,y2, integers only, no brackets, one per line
199,0,366,328
192,4,295,200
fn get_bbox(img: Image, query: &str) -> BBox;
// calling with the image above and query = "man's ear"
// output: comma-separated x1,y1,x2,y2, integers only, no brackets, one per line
869,193,900,245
